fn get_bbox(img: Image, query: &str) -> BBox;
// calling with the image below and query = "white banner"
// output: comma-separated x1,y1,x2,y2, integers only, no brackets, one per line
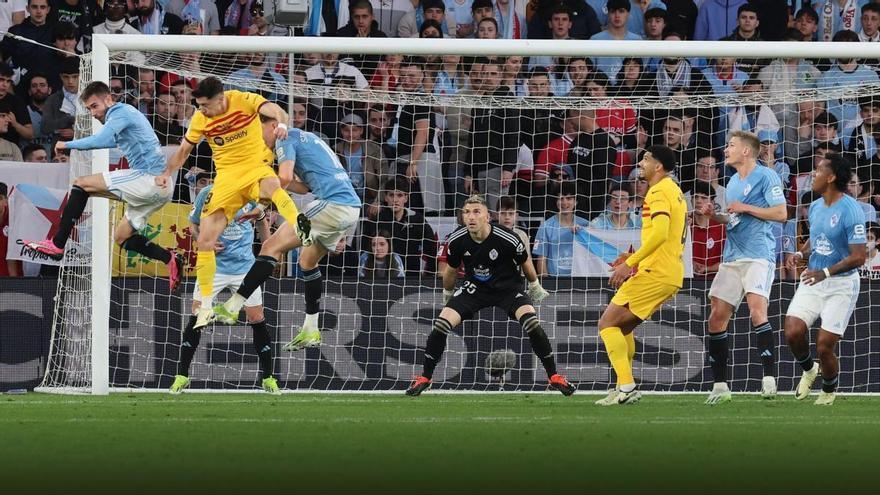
571,227,694,278
0,161,70,190
6,184,91,266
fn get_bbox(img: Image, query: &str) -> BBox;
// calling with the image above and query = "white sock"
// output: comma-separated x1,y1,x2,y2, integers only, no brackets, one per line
304,313,319,329
713,382,730,393
619,383,636,393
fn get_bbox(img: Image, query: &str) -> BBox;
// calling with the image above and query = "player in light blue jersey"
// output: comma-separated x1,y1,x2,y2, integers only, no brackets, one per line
170,180,281,395
215,116,361,352
697,131,788,404
24,81,183,291
784,154,867,406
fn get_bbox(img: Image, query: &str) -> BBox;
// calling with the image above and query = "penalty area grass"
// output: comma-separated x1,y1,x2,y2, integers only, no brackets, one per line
1,393,877,495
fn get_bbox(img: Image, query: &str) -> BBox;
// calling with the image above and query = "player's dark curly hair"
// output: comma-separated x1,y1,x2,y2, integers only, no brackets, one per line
644,145,677,172
824,153,853,192
192,76,224,99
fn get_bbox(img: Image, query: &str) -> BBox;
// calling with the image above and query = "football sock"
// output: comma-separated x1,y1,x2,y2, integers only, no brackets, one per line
600,326,634,388
235,255,277,302
795,352,815,372
754,322,776,377
822,374,838,394
303,267,322,326
520,313,557,377
422,318,452,379
251,319,274,379
625,331,636,365
121,234,172,263
270,187,300,226
708,330,729,384
195,250,217,305
52,186,89,248
177,315,201,376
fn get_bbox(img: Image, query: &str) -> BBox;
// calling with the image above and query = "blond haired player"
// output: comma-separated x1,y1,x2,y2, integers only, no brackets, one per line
156,77,308,329
596,146,687,405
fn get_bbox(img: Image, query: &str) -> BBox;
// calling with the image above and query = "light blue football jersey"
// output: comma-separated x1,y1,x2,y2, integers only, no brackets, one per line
807,195,867,276
723,165,787,263
275,129,361,208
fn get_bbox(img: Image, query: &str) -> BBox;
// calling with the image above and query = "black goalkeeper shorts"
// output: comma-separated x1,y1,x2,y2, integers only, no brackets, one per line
445,281,533,321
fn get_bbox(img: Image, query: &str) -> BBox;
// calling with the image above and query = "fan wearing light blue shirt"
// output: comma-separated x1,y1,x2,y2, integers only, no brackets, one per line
216,118,362,355
784,153,868,406
818,56,879,129
590,0,643,82
533,185,591,277
698,131,789,405
24,81,183,292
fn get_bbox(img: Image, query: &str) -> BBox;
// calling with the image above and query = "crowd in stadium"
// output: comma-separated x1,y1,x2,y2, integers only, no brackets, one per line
1,0,880,280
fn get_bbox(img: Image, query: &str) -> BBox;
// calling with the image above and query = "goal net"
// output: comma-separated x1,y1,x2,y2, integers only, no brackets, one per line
38,37,880,394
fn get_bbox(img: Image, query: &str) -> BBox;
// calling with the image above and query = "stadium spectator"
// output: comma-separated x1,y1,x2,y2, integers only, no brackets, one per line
398,0,446,38
22,74,52,153
627,170,648,226
693,151,727,208
703,57,748,97
170,79,196,127
814,0,868,41
794,7,819,41
444,0,475,38
0,120,23,161
757,129,790,187
93,0,140,35
690,180,725,279
137,68,157,115
42,58,79,147
336,113,388,204
758,28,822,115
585,73,637,178
0,182,21,277
226,52,287,103
336,0,388,78
787,103,830,173
476,16,498,38
50,0,101,51
843,97,880,168
590,0,642,82
0,0,25,35
527,0,600,41
22,143,48,162
130,0,183,34
719,4,764,75
365,178,438,275
533,181,589,277
611,57,650,97
500,56,527,97
643,7,666,40
648,46,710,97
165,0,221,35
848,171,879,221
518,67,562,163
3,0,53,92
819,30,880,126
305,52,368,140
494,0,527,39
52,146,70,162
151,93,185,145
567,108,614,216
528,4,575,70
496,195,532,252
694,0,746,41
862,221,880,276
550,56,591,97
591,184,637,229
727,78,779,141
860,3,880,41
433,54,464,95
653,113,697,188
466,58,520,213
0,65,34,144
358,230,406,279
664,0,698,39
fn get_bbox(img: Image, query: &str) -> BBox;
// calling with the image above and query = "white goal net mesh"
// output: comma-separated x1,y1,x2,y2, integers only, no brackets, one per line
39,46,880,393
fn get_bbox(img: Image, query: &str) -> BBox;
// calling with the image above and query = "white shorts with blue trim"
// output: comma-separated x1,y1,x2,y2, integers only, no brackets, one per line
193,272,263,311
709,258,775,307
303,200,360,250
787,272,860,336
102,169,172,230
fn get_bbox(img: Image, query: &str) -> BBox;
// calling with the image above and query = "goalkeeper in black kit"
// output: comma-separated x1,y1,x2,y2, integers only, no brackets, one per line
406,195,575,396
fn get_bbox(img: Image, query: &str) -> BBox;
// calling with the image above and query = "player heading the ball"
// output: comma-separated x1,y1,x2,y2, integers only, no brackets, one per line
406,193,574,396
784,153,867,406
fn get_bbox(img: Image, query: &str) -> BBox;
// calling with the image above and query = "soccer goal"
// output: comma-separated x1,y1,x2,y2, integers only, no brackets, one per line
36,35,880,395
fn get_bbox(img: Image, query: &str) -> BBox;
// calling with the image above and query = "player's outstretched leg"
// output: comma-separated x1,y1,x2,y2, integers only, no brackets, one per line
406,313,459,396
171,315,200,394
215,255,277,323
815,330,841,405
516,309,574,396
284,243,330,352
25,184,90,260
705,298,734,405
118,229,182,292
784,315,820,400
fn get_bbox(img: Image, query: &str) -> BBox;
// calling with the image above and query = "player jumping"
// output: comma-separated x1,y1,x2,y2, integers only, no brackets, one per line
25,81,183,290
596,146,687,406
170,181,282,395
406,194,574,396
784,153,866,405
213,116,361,352
156,77,307,329
698,131,788,404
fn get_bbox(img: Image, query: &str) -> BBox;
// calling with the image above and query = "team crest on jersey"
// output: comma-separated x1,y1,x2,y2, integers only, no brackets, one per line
489,249,498,260
743,183,752,196
213,137,224,146
707,237,716,250
830,214,839,227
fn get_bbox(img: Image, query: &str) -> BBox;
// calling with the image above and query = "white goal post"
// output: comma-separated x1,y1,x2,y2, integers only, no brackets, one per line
39,34,880,395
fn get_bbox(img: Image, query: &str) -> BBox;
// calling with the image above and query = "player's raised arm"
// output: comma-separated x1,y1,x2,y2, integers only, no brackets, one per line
157,138,196,186
259,101,289,138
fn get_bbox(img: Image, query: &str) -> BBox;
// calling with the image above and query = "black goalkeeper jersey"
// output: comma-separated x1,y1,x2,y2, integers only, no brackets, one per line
445,225,528,291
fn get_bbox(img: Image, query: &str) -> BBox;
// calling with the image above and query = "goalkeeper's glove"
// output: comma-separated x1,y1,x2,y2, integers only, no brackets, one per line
443,289,454,304
528,280,549,303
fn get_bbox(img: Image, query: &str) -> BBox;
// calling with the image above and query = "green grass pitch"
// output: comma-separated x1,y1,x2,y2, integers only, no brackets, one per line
2,393,878,494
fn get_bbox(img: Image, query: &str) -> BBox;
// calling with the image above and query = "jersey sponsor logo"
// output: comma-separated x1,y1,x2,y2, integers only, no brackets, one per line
814,233,833,256
213,136,225,146
276,146,286,160
771,185,783,198
489,249,498,260
830,213,839,227
473,266,491,281
855,224,866,237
